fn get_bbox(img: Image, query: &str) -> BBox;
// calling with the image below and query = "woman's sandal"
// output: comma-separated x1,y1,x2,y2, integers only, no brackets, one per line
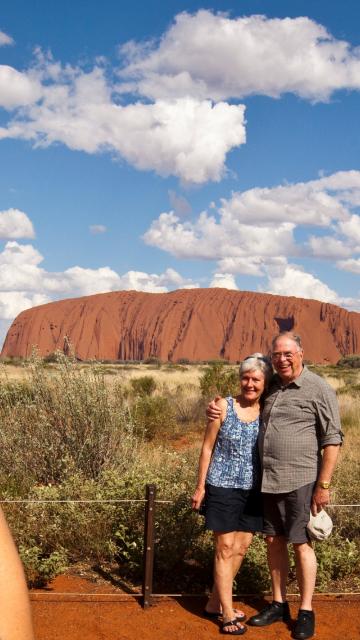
203,609,246,622
221,619,247,635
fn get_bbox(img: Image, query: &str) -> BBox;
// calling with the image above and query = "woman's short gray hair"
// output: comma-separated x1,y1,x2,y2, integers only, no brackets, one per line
239,352,273,387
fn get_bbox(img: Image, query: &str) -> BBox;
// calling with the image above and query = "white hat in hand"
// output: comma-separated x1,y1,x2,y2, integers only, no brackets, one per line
307,510,333,541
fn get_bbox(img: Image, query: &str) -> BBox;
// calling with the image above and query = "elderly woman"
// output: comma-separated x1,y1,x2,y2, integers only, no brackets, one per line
191,354,272,636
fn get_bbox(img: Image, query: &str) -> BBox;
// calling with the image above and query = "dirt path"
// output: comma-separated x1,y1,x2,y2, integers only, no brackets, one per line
31,576,360,640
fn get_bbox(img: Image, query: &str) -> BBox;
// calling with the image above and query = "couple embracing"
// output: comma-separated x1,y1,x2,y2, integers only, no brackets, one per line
191,332,342,640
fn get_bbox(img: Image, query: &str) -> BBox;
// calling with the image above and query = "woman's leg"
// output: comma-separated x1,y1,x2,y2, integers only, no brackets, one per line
212,531,253,631
0,507,34,639
206,531,253,617
232,531,253,577
214,531,237,628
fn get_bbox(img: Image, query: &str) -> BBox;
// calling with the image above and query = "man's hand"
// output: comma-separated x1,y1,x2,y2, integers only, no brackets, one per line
311,486,330,515
206,395,222,420
191,487,205,510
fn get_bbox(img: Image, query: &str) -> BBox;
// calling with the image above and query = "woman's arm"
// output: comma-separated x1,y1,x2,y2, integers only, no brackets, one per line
0,508,34,639
191,398,227,510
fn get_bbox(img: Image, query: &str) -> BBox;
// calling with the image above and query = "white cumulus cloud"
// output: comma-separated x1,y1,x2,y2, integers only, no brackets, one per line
143,210,295,260
144,170,360,267
0,66,42,109
0,54,246,184
0,209,35,239
0,31,14,46
264,262,340,304
120,11,360,102
210,273,238,290
337,258,360,274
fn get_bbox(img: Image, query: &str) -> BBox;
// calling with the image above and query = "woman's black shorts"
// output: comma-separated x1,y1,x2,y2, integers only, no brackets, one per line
204,484,263,533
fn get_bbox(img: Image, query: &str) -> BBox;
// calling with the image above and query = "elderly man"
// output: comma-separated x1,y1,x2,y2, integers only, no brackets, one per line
207,332,342,640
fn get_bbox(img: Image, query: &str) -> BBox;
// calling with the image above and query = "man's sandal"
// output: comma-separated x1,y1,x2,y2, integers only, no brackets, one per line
221,619,247,635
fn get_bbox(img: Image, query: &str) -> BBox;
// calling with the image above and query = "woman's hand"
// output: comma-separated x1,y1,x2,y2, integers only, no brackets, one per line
191,486,205,510
206,395,222,420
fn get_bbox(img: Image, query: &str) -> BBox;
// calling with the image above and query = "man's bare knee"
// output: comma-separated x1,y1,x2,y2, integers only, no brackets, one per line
293,541,314,557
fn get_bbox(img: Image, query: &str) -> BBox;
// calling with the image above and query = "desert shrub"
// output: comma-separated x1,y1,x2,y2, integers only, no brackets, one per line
168,383,204,425
314,534,360,590
337,355,360,368
200,363,239,400
131,395,177,440
0,379,35,409
19,545,68,587
130,376,156,397
176,358,191,365
42,352,60,364
337,383,360,397
143,356,162,366
0,356,25,366
0,353,138,491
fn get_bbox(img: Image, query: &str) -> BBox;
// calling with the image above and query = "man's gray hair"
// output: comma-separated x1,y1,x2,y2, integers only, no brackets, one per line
239,353,273,387
271,332,303,350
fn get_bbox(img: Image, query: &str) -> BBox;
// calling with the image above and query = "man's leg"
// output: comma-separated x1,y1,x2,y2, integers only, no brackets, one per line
266,534,289,602
247,535,290,626
291,541,316,639
293,541,316,610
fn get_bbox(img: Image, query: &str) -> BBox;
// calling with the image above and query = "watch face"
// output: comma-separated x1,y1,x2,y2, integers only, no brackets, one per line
320,482,330,489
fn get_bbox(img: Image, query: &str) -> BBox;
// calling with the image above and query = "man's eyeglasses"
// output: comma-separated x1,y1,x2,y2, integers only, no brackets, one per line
271,350,301,361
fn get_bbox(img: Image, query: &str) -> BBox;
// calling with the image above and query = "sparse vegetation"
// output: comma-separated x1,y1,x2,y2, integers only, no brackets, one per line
337,354,360,368
0,354,358,592
199,362,239,399
130,375,157,397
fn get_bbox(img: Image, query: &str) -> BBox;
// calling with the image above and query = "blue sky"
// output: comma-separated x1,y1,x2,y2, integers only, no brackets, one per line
1,0,360,344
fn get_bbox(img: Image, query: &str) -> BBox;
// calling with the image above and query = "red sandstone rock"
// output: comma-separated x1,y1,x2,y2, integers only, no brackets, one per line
2,288,360,363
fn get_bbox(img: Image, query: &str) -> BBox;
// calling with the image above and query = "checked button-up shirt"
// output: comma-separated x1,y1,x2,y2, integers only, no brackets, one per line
258,366,343,494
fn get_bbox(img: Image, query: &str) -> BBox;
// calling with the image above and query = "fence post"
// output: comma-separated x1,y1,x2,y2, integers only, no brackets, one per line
142,483,156,608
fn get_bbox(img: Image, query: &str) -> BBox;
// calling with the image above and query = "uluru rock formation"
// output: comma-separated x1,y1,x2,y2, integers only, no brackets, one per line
2,288,360,363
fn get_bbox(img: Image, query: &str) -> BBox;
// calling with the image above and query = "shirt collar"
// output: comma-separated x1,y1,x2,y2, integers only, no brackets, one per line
274,365,308,389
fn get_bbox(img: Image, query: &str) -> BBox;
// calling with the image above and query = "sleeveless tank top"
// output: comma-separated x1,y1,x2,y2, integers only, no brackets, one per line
206,396,261,489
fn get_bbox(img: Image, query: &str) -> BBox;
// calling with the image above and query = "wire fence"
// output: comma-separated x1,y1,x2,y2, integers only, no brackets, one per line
2,485,360,608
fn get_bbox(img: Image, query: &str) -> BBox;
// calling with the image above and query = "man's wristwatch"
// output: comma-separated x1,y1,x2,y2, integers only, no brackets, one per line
318,480,331,489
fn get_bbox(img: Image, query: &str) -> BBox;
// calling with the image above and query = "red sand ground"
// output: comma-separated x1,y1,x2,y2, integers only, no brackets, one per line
31,576,360,640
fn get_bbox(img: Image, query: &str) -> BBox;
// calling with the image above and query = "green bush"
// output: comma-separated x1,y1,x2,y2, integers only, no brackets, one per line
314,533,360,590
200,363,239,399
130,376,156,397
19,545,68,587
132,395,176,440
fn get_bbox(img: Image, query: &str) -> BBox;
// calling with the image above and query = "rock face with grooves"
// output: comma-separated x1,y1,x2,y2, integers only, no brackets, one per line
2,288,360,363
